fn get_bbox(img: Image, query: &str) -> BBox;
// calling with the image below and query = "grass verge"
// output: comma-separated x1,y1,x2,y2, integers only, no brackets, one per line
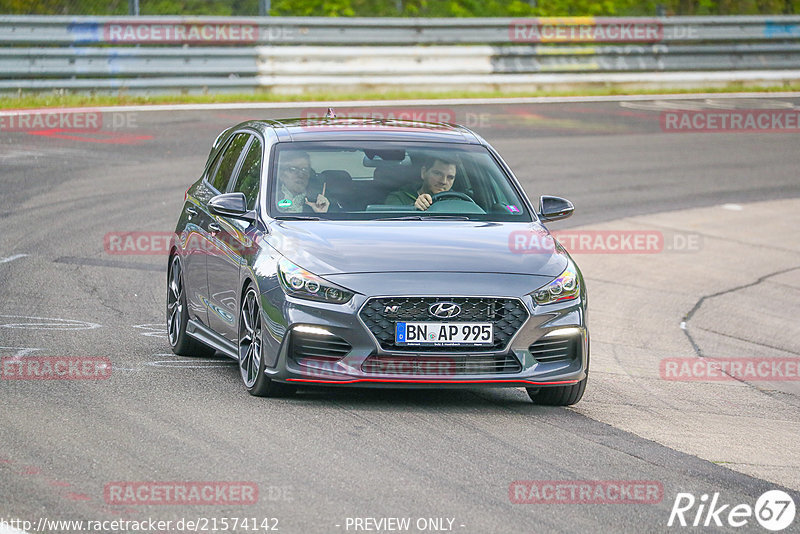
2,83,800,109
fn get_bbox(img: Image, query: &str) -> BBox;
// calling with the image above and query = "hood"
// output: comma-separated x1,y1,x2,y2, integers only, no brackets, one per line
266,220,568,277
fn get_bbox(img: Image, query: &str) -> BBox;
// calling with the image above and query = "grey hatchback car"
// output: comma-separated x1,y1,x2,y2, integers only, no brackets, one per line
167,117,588,405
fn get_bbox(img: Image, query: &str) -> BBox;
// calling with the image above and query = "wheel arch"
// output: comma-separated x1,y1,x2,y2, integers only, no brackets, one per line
240,276,257,304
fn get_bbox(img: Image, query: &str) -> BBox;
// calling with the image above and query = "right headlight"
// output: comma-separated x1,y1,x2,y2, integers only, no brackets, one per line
531,261,580,305
277,258,354,304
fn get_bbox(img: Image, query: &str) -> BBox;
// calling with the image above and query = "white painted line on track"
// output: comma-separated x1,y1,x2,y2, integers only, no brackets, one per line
132,323,167,338
722,203,745,211
0,315,101,331
0,254,27,264
0,346,42,357
1,92,799,116
145,360,235,368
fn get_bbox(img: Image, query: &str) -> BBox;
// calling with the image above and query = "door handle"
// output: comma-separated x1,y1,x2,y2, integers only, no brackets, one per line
208,222,221,233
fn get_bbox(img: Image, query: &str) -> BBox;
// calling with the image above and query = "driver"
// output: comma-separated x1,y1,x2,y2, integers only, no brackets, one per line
384,155,457,211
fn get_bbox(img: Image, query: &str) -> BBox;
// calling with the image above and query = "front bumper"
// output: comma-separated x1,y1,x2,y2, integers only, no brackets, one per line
260,288,588,389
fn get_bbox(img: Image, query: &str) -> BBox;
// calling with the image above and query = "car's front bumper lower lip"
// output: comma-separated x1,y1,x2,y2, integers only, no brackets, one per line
260,289,588,389
284,377,582,387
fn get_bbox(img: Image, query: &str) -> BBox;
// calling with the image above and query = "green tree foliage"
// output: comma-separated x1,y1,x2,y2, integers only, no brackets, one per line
272,0,356,16
0,0,126,14
0,0,797,15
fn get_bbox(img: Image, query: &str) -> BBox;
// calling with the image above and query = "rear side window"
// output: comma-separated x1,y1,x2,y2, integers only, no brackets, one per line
210,133,249,192
230,137,262,211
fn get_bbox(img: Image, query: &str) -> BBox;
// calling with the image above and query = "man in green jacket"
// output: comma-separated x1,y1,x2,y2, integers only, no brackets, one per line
384,155,457,211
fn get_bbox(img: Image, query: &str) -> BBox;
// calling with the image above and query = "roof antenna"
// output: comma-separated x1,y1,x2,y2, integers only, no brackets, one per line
325,107,336,119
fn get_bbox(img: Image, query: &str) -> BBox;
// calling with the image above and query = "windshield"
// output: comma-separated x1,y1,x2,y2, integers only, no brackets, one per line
268,141,532,222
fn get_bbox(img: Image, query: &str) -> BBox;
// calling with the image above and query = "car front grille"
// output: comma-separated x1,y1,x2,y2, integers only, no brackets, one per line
529,335,578,363
359,297,528,353
289,331,352,364
362,354,521,375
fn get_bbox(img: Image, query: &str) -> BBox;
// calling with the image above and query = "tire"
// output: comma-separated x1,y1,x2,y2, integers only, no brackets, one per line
238,284,296,398
527,377,587,406
167,255,216,357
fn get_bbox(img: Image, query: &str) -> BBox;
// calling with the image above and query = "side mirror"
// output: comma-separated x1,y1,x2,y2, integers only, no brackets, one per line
538,195,574,222
208,193,255,222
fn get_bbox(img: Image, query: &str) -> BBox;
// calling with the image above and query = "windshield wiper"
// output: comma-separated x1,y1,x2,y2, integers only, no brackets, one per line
274,215,320,221
376,215,471,221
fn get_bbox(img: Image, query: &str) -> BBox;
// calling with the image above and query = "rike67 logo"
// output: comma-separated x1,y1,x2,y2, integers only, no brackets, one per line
668,490,796,531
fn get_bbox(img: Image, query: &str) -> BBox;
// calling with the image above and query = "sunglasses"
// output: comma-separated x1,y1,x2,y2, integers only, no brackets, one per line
281,165,311,175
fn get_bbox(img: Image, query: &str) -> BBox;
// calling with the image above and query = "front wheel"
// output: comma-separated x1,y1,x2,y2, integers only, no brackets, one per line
238,285,296,397
527,378,587,406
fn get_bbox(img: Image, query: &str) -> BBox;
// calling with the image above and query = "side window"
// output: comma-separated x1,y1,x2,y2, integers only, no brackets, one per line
210,133,249,192
230,137,262,211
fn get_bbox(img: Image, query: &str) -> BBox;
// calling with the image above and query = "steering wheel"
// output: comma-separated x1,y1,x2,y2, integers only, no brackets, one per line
431,191,475,203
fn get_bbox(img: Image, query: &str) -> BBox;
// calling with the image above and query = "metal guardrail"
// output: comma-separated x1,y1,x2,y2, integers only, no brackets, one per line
1,15,799,92
492,43,800,72
2,15,800,45
0,48,258,77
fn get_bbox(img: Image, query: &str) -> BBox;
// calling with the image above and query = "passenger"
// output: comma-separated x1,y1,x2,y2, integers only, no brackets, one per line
384,155,458,211
276,151,331,213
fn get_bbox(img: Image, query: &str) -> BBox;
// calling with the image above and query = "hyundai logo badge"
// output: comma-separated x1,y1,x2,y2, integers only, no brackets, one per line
429,302,461,319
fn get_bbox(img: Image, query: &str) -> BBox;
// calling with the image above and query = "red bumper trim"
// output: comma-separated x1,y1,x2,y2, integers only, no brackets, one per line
286,378,580,385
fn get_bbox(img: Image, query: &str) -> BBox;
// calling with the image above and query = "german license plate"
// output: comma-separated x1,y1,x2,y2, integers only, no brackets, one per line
395,322,493,345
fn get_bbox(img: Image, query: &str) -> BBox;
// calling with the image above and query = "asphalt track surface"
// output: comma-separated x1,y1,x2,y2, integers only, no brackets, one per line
1,96,800,533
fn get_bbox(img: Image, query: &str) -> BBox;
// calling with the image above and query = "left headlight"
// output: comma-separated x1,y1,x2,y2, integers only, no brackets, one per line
277,258,354,304
531,261,580,305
